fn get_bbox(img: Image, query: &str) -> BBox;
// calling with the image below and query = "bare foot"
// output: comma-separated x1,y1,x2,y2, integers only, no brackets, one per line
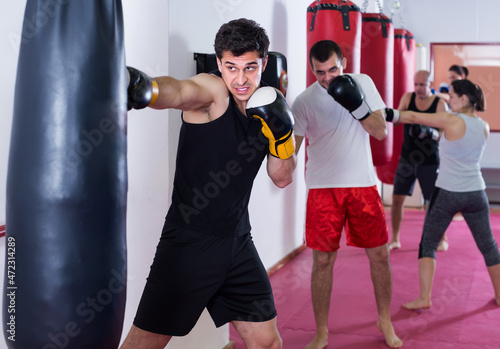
453,212,464,221
495,296,500,306
376,319,403,348
304,330,328,349
437,239,449,252
403,297,431,310
388,241,401,250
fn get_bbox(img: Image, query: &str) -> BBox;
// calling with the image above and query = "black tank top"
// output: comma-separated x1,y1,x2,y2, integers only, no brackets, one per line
164,95,268,235
400,92,440,165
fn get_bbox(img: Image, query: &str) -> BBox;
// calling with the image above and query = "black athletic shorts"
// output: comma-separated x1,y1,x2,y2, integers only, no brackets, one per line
133,228,277,336
393,162,439,200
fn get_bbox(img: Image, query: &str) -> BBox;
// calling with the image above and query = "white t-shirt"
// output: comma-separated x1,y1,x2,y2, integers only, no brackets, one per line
292,74,386,189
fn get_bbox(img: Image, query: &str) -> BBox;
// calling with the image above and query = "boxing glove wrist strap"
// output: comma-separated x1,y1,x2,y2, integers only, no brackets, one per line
150,79,159,106
385,108,400,123
351,102,371,121
269,130,295,159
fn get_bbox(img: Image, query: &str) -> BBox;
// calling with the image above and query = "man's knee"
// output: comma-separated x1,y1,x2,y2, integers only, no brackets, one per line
391,194,406,207
313,250,336,270
243,333,282,349
264,335,283,349
366,244,390,264
119,325,171,349
236,320,282,349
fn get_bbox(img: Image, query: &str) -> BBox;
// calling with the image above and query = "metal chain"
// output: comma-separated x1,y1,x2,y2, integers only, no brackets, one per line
363,0,384,14
390,0,406,29
362,0,369,13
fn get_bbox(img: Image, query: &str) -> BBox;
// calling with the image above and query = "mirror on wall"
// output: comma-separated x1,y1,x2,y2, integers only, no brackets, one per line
431,42,500,131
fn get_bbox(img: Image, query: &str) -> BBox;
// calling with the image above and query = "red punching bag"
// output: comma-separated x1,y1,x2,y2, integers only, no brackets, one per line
376,28,416,184
393,29,415,107
307,0,362,86
361,12,394,166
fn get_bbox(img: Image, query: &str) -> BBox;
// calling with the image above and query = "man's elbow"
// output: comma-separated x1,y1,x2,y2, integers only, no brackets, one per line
273,176,293,188
373,128,387,141
268,155,296,188
269,168,294,188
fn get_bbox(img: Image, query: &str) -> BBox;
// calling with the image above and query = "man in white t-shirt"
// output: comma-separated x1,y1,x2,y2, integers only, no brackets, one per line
292,40,402,349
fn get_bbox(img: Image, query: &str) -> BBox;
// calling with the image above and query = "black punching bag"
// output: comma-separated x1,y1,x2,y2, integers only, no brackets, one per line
4,1,127,348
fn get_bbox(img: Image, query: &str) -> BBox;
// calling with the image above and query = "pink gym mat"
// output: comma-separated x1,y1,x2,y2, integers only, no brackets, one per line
230,209,500,348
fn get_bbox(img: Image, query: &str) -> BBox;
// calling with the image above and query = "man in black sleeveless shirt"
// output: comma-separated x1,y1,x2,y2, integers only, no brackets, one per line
121,19,296,349
389,70,448,250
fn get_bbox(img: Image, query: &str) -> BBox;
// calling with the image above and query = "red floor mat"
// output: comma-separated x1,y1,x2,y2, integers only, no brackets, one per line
231,210,500,348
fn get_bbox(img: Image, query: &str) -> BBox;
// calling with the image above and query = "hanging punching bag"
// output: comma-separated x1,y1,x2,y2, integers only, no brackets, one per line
376,28,416,184
4,1,127,348
393,29,415,115
307,0,362,86
361,12,394,166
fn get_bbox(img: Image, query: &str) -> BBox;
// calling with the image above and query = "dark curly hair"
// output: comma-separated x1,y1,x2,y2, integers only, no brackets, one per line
214,18,269,60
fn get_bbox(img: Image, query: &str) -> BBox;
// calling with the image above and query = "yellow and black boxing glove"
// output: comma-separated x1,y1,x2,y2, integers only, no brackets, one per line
246,87,295,160
126,66,159,110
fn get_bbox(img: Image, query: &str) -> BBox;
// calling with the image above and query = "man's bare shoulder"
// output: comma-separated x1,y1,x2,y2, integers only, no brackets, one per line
191,72,226,91
183,73,229,123
397,92,413,110
401,91,413,100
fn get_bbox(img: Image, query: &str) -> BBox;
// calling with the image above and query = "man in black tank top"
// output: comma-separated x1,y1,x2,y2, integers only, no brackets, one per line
121,19,296,349
389,70,448,250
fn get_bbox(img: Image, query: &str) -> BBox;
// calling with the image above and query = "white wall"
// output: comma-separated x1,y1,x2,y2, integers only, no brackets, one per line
1,1,500,349
121,1,176,347
0,3,25,227
0,4,25,347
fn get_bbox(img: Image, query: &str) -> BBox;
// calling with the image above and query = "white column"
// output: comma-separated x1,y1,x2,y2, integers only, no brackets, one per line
416,43,429,71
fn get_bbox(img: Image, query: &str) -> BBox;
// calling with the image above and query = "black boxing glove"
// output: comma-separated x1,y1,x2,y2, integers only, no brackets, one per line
127,67,159,110
327,75,371,121
409,124,439,141
246,87,295,159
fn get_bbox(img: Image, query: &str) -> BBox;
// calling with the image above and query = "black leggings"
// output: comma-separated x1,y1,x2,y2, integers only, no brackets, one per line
419,187,500,267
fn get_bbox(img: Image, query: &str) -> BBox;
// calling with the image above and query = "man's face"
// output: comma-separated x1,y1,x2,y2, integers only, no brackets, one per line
311,53,346,90
217,50,267,106
414,74,431,99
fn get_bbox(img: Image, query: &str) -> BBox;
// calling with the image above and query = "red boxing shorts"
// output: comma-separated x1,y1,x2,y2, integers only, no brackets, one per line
305,186,388,252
